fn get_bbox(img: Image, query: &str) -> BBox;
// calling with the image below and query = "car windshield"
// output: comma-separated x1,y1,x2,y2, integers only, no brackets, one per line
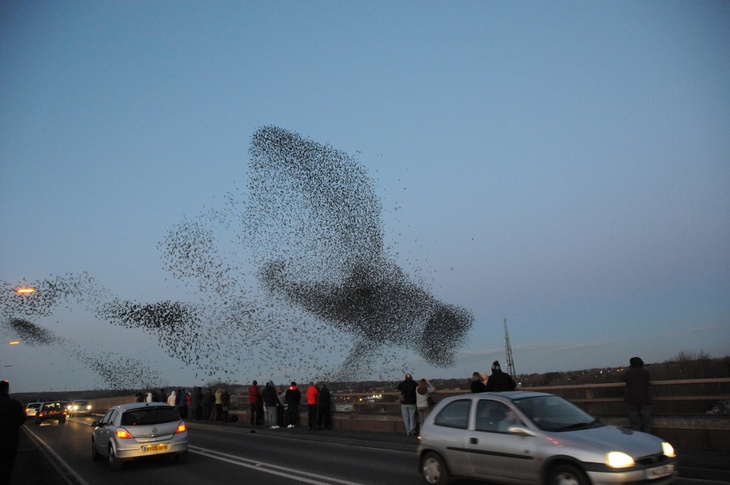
513,395,599,432
121,406,180,426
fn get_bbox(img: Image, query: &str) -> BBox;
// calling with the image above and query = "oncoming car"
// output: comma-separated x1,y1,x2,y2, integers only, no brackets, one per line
68,400,92,417
91,402,188,470
417,391,677,485
35,401,67,425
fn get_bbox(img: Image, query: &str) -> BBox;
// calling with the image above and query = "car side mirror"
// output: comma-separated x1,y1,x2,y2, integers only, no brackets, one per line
91,421,101,427
508,426,536,437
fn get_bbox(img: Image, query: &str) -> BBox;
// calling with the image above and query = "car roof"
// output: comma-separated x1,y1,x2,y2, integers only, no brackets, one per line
440,391,553,403
111,402,175,412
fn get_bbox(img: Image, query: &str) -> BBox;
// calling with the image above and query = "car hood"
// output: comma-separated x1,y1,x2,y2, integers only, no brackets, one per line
548,425,665,458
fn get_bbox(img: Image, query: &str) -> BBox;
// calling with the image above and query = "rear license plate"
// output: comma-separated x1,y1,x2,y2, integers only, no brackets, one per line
646,464,673,479
143,444,169,452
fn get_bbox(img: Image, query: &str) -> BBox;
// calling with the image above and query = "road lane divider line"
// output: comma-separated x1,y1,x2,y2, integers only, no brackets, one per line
189,445,363,485
23,427,91,485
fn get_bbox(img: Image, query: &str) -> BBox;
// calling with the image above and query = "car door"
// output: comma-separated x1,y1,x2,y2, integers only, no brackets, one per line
468,399,538,483
97,408,118,452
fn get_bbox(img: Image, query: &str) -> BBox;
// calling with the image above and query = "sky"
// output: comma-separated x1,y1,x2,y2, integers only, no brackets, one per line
1,1,728,393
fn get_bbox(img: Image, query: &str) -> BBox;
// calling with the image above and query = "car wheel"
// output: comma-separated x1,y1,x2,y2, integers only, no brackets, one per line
91,438,101,461
174,451,188,464
108,445,123,471
548,463,590,485
421,452,450,484
60,418,66,423
35,419,41,425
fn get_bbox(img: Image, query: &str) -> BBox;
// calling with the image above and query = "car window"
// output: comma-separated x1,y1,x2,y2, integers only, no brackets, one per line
122,406,180,426
476,400,523,432
433,399,471,429
514,395,595,431
101,409,115,425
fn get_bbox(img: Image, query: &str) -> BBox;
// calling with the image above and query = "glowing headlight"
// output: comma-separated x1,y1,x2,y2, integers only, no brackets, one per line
662,442,675,458
606,451,635,468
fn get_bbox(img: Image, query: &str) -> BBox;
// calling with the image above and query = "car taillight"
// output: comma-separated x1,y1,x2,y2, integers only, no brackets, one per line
175,423,186,434
116,428,133,439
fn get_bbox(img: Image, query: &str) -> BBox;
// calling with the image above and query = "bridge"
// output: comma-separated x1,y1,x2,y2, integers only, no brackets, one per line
87,377,730,451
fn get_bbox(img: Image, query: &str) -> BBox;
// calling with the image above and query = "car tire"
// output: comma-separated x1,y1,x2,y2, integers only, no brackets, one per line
91,438,101,461
421,452,451,484
35,419,41,425
108,446,123,471
548,463,589,485
174,451,188,464
60,418,66,423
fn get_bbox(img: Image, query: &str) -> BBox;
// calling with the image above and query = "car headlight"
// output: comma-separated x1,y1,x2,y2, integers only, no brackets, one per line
606,451,635,468
662,442,675,458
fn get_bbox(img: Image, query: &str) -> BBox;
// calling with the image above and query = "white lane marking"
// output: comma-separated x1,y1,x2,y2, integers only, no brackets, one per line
23,427,91,485
189,445,364,485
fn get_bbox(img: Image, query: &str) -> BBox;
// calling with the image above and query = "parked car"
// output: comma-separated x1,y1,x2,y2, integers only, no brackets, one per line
91,402,188,470
418,391,677,485
68,399,92,417
35,401,67,425
25,402,42,417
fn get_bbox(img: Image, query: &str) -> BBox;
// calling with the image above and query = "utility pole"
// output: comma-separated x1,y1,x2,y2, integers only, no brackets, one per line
504,319,517,378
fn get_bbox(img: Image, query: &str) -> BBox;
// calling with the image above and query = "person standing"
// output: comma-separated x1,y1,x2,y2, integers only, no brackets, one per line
306,381,320,430
0,380,26,485
248,380,261,428
416,378,435,433
262,381,279,429
397,373,418,436
623,356,652,433
470,372,486,392
316,383,331,430
485,361,516,392
202,388,213,421
285,381,301,428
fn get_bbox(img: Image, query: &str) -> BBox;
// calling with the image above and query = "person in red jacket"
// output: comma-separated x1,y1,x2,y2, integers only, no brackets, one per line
248,380,261,428
306,381,320,430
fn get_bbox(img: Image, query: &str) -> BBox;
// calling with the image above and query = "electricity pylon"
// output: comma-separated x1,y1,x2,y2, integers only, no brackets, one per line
504,319,517,378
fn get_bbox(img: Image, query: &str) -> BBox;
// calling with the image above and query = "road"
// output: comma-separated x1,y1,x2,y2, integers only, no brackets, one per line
21,416,425,485
16,416,729,485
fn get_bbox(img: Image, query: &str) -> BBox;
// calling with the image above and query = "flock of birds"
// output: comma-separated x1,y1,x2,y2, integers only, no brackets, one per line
1,126,473,389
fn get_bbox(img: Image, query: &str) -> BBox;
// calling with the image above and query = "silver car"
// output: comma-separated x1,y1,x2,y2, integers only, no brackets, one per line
418,391,677,485
91,402,188,470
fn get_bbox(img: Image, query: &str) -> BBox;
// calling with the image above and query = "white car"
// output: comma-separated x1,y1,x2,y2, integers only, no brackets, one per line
91,402,188,470
25,402,42,417
418,391,677,485
68,399,92,417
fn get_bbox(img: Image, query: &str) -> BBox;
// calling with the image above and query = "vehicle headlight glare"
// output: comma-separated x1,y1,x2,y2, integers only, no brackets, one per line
662,442,675,458
606,451,634,468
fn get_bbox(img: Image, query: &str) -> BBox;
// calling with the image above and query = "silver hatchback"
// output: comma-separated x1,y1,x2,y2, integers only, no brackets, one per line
418,391,676,485
91,402,188,470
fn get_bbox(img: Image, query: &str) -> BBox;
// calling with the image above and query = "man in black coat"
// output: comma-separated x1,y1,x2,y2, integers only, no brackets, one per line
485,361,517,392
0,380,27,484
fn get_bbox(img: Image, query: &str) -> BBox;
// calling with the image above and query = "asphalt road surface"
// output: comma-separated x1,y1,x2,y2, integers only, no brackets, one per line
10,415,730,485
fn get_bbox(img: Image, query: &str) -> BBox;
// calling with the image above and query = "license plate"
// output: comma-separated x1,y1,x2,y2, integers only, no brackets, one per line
646,464,673,479
143,444,169,452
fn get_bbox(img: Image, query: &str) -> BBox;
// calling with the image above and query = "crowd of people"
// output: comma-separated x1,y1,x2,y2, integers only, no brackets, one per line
248,379,332,430
135,386,233,422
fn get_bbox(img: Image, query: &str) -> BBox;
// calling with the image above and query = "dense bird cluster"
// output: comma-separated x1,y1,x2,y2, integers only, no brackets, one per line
1,126,473,388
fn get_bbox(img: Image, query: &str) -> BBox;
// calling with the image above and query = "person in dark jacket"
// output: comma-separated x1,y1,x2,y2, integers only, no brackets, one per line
0,380,26,484
248,381,260,427
396,373,419,436
623,356,651,433
262,381,279,428
485,361,516,392
470,371,486,392
285,382,301,428
316,383,331,430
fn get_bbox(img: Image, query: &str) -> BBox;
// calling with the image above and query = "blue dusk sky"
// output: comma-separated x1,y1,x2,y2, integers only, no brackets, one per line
1,1,728,393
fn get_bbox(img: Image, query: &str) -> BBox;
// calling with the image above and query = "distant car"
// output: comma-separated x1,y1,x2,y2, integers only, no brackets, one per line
91,402,188,470
706,400,730,415
25,402,42,417
68,399,92,417
417,391,677,485
35,401,67,425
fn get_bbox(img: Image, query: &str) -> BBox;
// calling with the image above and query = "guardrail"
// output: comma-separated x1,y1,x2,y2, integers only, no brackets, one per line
86,378,730,450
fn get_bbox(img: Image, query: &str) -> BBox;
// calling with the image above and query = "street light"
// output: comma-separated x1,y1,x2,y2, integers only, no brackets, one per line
14,287,36,295
8,341,20,345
